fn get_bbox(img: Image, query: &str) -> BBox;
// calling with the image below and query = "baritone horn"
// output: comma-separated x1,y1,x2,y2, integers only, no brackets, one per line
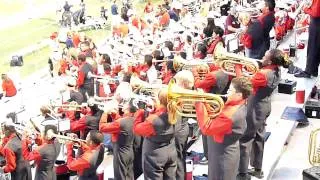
214,45,260,76
167,79,225,125
309,128,320,166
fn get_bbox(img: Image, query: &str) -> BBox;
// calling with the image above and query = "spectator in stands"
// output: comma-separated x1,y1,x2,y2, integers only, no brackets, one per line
207,26,225,55
225,7,241,35
111,0,118,15
80,41,93,58
159,7,170,28
194,43,207,59
66,32,74,49
144,0,154,14
1,74,17,98
294,0,320,78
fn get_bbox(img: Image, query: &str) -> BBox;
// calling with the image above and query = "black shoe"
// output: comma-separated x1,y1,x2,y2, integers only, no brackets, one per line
248,168,264,179
237,173,251,180
294,71,311,78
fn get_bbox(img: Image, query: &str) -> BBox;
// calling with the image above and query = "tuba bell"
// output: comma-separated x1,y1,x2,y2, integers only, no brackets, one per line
167,79,225,125
309,128,320,166
214,45,260,76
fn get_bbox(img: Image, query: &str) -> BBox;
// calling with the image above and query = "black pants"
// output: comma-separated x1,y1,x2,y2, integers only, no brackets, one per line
202,135,208,159
250,124,266,170
305,17,320,76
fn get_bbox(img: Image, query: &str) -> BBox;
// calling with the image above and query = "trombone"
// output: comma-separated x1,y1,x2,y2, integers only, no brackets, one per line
50,102,88,111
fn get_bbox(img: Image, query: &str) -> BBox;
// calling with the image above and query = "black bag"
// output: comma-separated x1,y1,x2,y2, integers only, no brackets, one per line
303,166,320,180
10,55,23,67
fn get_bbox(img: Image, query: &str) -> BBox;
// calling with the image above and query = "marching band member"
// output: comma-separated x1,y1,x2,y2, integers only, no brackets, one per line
40,106,57,126
192,64,231,163
79,41,93,58
99,101,137,180
207,26,225,55
142,55,158,84
66,79,84,105
238,49,289,179
133,88,177,180
76,54,94,101
1,74,17,98
66,130,105,180
22,125,61,180
194,43,207,59
162,61,176,84
173,70,195,180
294,0,320,78
195,77,253,180
239,12,265,59
257,0,276,54
0,123,32,180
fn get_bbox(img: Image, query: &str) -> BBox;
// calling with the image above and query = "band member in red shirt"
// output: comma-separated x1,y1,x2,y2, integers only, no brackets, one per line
0,124,32,180
1,74,17,97
133,89,177,180
195,77,252,180
239,12,265,59
76,54,94,101
66,130,105,180
295,0,320,78
257,0,276,54
22,125,61,180
238,49,289,179
99,101,137,180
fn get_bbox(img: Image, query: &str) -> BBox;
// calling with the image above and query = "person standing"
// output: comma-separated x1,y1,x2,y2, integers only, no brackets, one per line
133,89,177,180
0,123,32,180
239,12,265,59
76,54,94,101
22,125,61,180
195,77,252,180
238,49,289,179
225,7,241,35
294,0,320,78
257,0,276,54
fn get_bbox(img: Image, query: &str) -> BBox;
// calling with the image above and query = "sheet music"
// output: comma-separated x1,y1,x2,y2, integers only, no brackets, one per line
58,120,71,131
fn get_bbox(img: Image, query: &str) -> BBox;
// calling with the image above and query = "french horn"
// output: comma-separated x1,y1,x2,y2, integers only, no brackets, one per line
167,79,225,125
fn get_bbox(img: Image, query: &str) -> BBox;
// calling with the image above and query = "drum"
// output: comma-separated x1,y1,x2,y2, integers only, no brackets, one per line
55,160,70,180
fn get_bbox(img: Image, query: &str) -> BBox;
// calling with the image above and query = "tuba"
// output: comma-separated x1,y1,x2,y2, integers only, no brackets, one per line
309,128,320,166
167,79,225,125
214,45,260,76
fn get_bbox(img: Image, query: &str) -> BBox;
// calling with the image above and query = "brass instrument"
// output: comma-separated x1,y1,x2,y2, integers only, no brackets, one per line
167,79,225,125
88,72,119,84
309,128,320,166
50,101,88,111
213,45,260,76
173,56,211,72
130,73,150,90
47,130,86,145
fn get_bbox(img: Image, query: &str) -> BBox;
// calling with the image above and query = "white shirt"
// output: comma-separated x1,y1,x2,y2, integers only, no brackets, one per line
147,65,158,84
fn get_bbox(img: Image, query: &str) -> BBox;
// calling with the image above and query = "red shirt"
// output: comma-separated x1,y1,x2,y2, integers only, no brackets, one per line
305,0,320,18
67,143,101,175
195,95,246,143
207,37,223,54
99,113,133,142
0,134,19,173
251,65,278,94
2,78,17,97
22,138,54,166
133,107,167,137
159,12,170,27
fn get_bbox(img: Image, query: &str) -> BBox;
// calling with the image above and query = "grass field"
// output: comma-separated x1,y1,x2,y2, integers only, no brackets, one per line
0,0,160,78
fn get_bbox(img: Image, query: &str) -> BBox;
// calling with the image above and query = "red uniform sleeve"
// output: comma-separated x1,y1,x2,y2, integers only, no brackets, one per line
241,33,253,49
66,144,90,172
77,71,85,87
99,113,121,133
235,64,243,77
22,139,42,161
71,116,87,132
251,71,267,87
194,73,217,92
304,0,320,18
2,148,16,173
195,102,233,143
133,109,156,137
207,42,216,54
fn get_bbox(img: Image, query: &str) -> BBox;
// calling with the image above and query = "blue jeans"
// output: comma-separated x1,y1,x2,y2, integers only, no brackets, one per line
103,134,113,150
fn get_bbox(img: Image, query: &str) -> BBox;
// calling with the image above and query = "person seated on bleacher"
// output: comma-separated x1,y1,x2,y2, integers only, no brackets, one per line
207,26,225,55
1,74,17,98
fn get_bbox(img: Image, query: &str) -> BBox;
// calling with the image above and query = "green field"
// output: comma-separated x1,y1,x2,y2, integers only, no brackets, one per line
0,0,160,78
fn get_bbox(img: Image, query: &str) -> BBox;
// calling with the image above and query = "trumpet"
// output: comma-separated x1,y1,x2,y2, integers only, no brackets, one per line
50,102,88,111
167,79,225,125
213,45,260,76
47,130,86,145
